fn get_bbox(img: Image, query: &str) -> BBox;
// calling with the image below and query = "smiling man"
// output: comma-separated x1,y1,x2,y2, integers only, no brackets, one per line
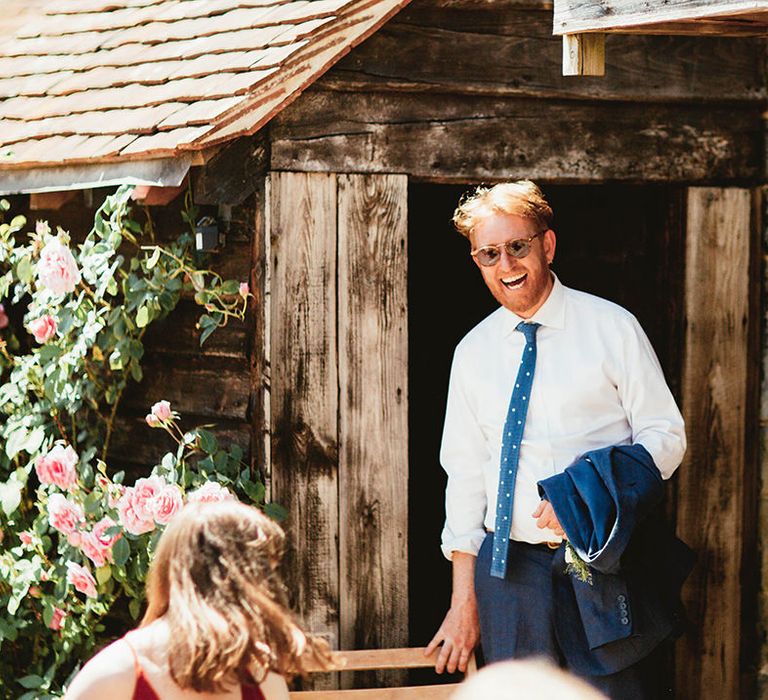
425,181,687,699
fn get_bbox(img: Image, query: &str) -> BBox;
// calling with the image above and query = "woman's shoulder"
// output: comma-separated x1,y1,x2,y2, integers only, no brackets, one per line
256,672,290,700
64,637,137,700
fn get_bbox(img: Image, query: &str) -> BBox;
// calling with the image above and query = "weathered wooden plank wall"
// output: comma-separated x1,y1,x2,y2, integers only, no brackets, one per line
270,0,764,184
338,174,408,686
677,187,752,700
270,172,341,675
266,172,409,688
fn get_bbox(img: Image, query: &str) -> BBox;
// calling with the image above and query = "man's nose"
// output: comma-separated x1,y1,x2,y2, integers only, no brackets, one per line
498,249,516,271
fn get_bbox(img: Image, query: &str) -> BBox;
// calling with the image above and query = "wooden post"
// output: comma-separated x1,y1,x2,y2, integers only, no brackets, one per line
337,174,409,686
269,172,341,677
676,187,752,699
562,33,605,76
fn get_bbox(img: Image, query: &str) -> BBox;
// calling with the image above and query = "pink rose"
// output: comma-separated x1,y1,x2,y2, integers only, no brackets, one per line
0,304,8,330
187,481,236,505
117,485,156,535
145,413,160,428
37,238,81,295
36,444,79,491
48,607,65,631
239,282,249,298
67,530,82,547
66,562,97,598
47,493,84,535
19,531,33,546
81,517,119,567
150,400,172,422
28,314,57,343
35,220,50,237
153,484,182,524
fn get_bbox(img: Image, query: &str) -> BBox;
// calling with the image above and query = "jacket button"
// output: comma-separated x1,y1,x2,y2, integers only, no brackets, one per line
620,617,630,625
617,594,626,603
619,602,628,611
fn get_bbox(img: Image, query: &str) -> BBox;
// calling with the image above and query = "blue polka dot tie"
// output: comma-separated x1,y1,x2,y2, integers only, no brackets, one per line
490,321,540,579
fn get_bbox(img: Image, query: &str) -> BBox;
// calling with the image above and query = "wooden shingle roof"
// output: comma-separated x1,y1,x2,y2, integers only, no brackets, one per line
0,0,409,175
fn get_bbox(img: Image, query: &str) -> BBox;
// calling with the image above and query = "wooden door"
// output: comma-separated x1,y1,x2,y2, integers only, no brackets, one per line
267,172,409,687
676,187,758,700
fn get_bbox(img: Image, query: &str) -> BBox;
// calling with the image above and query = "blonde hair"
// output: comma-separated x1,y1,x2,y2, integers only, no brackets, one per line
453,181,553,240
142,501,332,692
451,659,607,700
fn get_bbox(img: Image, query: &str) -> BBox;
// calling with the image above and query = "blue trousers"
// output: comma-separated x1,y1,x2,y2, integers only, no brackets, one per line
475,534,649,700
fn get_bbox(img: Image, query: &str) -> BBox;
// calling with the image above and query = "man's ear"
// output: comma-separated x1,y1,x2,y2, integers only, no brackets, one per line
543,229,556,265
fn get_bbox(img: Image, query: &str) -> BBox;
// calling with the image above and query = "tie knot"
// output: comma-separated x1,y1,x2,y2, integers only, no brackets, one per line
516,321,540,342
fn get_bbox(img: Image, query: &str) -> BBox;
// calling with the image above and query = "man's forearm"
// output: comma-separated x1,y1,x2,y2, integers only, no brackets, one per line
451,551,477,604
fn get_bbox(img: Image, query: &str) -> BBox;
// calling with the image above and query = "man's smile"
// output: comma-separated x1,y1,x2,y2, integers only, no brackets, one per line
501,273,527,290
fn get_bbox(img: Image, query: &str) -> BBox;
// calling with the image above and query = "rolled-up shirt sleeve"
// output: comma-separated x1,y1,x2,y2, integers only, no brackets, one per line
619,314,686,479
439,345,490,560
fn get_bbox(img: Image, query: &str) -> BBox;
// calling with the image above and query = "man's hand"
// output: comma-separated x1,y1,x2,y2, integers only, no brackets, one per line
425,596,479,674
532,499,565,538
425,551,479,674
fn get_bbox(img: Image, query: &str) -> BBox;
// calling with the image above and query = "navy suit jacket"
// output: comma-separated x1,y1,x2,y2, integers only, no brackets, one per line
537,444,694,675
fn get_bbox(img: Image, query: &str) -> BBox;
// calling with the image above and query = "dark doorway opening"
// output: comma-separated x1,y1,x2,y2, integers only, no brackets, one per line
407,181,684,682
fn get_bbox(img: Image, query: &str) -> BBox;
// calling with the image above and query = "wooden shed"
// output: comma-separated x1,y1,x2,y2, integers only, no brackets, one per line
0,0,764,697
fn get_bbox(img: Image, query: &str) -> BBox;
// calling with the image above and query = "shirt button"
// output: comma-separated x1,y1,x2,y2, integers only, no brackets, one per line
620,617,630,625
617,595,626,603
619,602,627,611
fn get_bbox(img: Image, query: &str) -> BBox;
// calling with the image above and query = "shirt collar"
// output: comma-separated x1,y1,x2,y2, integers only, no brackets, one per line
502,272,566,335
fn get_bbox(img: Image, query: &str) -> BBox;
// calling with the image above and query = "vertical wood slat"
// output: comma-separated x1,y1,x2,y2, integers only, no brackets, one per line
338,174,409,686
676,187,751,700
270,172,340,672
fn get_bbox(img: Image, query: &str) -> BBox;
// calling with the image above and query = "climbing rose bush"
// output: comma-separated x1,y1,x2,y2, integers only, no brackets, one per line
0,188,278,699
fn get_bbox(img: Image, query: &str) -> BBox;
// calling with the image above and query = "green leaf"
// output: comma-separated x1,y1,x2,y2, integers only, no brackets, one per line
136,305,149,328
18,675,44,689
128,598,141,620
109,350,123,371
84,491,101,514
15,256,33,284
263,502,289,522
112,536,130,567
220,279,239,295
0,617,18,641
42,602,54,628
0,480,23,516
23,426,45,455
96,565,112,585
5,428,27,459
146,247,161,269
197,429,218,455
242,479,265,504
130,362,143,383
38,344,60,362
199,323,217,347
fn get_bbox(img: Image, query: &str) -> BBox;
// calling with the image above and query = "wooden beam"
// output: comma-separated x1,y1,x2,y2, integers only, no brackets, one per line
318,1,764,103
193,132,269,206
553,0,768,34
338,174,409,687
676,187,752,699
28,190,78,210
562,33,605,76
269,172,340,687
270,92,761,184
130,180,186,206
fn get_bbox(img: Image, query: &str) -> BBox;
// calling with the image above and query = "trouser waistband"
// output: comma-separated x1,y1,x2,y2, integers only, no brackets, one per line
485,530,562,553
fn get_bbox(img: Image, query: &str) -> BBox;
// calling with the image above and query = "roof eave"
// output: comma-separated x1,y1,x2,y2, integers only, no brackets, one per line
0,155,191,195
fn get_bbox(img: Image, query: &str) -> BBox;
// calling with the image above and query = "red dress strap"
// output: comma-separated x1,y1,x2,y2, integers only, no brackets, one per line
242,683,266,700
122,636,161,700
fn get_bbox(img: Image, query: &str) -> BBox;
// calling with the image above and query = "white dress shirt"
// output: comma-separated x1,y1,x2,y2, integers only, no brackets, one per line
440,274,686,560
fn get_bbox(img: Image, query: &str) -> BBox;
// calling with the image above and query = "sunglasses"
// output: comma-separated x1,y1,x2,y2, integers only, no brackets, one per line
470,231,546,267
